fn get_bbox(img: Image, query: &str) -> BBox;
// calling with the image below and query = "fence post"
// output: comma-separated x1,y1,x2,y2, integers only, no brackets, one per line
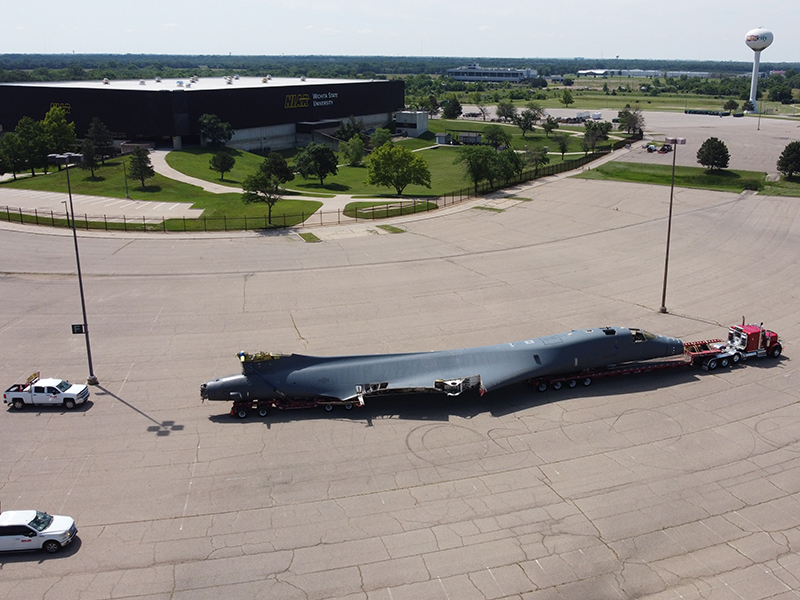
183,216,186,232
50,210,54,226
203,216,207,232
123,214,127,232
244,214,247,231
224,215,227,231
104,215,108,230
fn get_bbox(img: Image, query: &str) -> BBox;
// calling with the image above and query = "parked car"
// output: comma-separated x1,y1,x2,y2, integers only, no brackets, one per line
658,144,673,154
0,510,78,553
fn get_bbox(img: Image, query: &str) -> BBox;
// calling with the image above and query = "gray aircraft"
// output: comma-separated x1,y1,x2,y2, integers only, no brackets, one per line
200,326,684,409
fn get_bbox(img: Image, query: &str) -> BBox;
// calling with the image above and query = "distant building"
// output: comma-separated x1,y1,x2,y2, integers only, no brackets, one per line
395,111,428,138
434,132,451,145
446,63,538,83
665,71,710,78
0,76,404,151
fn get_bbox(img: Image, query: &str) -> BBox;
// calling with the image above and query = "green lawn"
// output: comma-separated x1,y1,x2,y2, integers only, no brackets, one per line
576,161,767,193
1,155,324,229
165,146,264,188
762,177,800,197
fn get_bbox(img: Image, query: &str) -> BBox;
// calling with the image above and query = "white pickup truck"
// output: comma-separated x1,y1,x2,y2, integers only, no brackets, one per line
3,373,90,410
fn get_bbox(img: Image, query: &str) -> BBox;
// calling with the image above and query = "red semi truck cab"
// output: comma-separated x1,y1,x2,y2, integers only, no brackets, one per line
728,323,782,357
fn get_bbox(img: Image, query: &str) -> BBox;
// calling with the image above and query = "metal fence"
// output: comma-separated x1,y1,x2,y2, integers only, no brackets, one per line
1,134,642,233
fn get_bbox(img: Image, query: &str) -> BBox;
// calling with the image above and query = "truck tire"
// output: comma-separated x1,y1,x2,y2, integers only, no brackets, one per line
536,382,547,392
552,381,563,390
707,359,718,370
12,399,24,410
258,407,268,418
235,408,248,419
43,540,61,553
732,352,742,365
64,398,76,410
770,345,782,358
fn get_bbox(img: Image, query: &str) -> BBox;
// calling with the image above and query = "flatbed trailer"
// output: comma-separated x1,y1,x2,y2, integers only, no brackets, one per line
228,397,360,419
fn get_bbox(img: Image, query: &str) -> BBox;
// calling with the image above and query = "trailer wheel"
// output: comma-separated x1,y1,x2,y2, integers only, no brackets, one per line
720,357,730,368
258,407,268,418
707,359,718,370
324,404,333,412
536,382,547,392
12,399,24,410
552,381,563,390
582,378,592,387
344,403,353,410
770,345,782,358
732,352,742,365
235,408,248,419
568,380,577,388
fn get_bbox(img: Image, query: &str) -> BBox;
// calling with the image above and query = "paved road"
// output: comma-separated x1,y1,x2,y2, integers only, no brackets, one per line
1,113,799,600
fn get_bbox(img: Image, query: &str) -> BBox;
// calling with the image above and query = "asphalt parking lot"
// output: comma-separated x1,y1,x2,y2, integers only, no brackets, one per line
1,112,799,599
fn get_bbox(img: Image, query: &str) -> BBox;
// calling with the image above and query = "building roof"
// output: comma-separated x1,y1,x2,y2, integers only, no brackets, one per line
1,76,381,92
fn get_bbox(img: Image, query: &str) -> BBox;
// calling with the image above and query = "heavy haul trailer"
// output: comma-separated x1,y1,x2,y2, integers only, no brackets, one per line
529,321,783,392
201,322,782,419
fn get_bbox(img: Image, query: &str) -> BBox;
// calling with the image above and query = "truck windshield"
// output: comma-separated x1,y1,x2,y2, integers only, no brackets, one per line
56,380,71,392
29,511,53,532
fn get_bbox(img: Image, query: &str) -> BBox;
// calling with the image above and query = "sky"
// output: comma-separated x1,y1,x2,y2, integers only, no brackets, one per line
1,0,797,64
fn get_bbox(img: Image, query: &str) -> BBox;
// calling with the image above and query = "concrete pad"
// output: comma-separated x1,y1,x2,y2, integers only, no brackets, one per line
1,112,799,600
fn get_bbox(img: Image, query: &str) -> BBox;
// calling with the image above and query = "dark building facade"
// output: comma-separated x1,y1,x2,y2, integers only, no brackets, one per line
0,77,405,150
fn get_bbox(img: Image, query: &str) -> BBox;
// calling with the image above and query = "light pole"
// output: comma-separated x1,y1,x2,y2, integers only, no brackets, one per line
48,152,99,385
659,137,686,314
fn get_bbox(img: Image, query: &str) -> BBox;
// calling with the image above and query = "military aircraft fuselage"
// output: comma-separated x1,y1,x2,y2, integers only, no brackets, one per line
200,326,684,404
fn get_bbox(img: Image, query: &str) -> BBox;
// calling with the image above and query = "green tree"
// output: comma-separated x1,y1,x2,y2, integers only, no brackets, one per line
0,132,26,180
242,171,283,224
541,115,559,138
483,124,512,149
442,95,463,119
42,106,76,160
496,100,517,123
524,101,545,122
696,137,730,171
777,141,800,179
79,138,100,177
209,151,236,180
514,109,538,138
87,117,114,165
370,128,393,149
198,113,233,147
617,106,645,135
15,116,51,176
366,144,431,195
333,116,365,142
497,148,524,184
259,152,295,184
294,142,338,186
583,120,612,151
470,92,487,121
742,100,755,112
425,94,440,117
723,99,739,112
455,145,499,193
128,147,156,186
340,135,365,167
561,89,574,108
553,133,570,159
525,146,550,176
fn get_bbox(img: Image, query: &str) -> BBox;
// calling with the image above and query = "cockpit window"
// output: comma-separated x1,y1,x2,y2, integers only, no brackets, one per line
631,328,657,342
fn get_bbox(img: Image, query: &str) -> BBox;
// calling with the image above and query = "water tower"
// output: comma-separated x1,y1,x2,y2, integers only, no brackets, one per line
745,27,774,113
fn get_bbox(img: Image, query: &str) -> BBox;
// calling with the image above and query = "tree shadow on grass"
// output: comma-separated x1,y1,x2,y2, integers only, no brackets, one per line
80,175,106,183
134,185,162,193
299,182,351,192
